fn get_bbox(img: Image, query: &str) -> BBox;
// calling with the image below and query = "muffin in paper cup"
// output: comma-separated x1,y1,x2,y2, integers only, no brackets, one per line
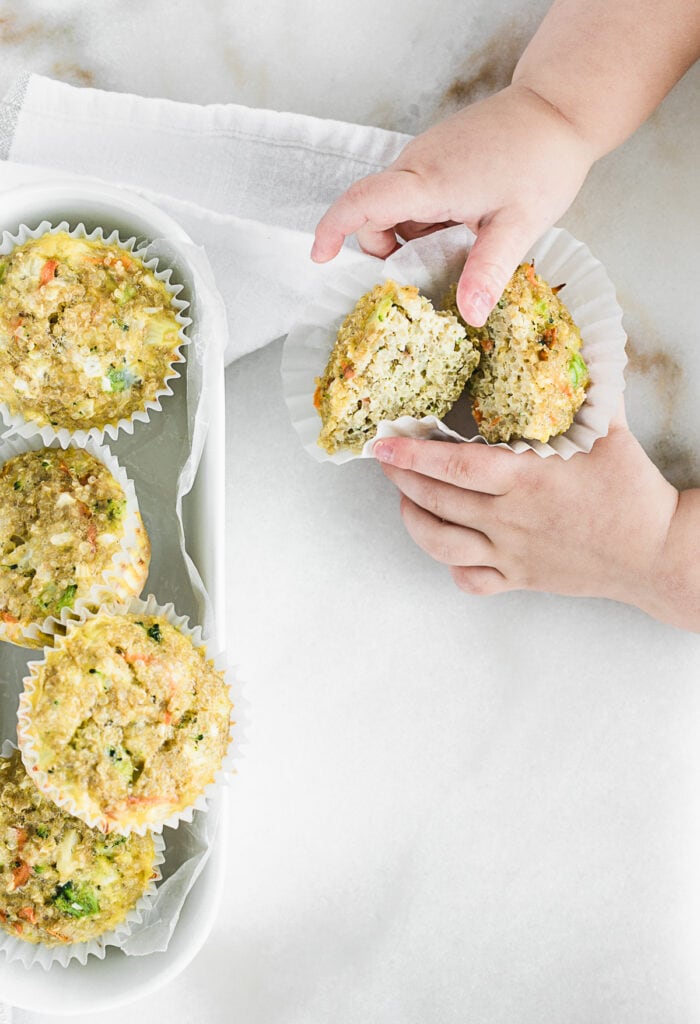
0,435,150,649
0,741,164,970
0,220,191,446
17,594,236,836
282,224,627,462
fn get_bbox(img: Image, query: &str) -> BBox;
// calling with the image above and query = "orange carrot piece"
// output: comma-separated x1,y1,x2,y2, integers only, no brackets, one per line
39,259,58,287
123,651,155,666
11,860,31,890
18,905,37,924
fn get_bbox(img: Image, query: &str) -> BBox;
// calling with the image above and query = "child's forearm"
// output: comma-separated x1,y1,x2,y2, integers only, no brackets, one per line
638,489,700,632
513,0,700,160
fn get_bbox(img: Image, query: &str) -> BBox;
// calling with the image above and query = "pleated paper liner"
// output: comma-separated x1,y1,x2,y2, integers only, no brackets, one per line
0,434,150,649
17,593,240,837
0,740,165,970
282,224,627,463
0,220,191,446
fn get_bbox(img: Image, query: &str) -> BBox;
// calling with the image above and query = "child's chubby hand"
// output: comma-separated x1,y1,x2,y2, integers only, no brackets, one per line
373,408,699,631
311,83,595,328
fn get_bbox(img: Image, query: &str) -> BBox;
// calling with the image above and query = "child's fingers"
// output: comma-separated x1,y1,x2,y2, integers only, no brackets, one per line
355,224,402,259
381,463,495,531
373,438,515,494
395,220,460,240
450,565,509,596
455,212,536,326
399,496,495,567
311,169,440,262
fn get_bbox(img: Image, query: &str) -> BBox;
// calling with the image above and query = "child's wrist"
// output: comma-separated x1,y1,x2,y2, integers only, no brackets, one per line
629,488,700,632
508,78,601,166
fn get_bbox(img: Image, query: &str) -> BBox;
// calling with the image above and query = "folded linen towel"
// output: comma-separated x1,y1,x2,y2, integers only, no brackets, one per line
0,73,410,363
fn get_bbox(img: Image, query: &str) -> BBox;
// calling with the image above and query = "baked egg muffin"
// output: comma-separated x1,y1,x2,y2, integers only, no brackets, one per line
18,609,232,834
0,446,150,647
0,748,157,947
0,231,185,432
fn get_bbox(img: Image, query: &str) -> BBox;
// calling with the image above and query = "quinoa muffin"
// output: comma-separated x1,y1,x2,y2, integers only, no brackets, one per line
315,280,480,454
18,610,232,834
0,231,185,433
443,264,589,443
0,748,157,947
0,446,150,647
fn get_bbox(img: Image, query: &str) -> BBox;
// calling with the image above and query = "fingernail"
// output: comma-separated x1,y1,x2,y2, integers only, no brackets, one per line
373,441,394,463
464,289,492,326
310,239,321,261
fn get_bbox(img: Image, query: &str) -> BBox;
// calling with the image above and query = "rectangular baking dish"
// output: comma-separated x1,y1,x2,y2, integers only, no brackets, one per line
0,179,229,1015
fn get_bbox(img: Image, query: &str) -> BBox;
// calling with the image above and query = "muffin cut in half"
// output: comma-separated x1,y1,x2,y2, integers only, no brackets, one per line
315,280,480,454
0,231,185,432
0,748,157,947
0,445,150,647
18,609,232,834
443,263,589,443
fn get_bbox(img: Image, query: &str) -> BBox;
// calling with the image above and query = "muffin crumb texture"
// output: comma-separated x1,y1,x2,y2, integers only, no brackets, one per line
315,279,480,453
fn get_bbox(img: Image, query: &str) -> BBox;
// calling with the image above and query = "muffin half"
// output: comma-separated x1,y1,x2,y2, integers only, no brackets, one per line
315,280,480,454
443,264,589,443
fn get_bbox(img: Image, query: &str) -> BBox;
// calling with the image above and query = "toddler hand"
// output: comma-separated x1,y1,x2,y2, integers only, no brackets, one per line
311,84,594,327
372,411,697,630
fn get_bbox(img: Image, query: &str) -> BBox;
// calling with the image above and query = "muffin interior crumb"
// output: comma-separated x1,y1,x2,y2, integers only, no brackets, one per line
315,279,480,454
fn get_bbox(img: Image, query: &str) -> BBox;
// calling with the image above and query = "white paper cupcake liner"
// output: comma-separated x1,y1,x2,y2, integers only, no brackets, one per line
0,434,150,649
17,593,241,837
282,224,628,462
0,220,191,446
0,739,165,971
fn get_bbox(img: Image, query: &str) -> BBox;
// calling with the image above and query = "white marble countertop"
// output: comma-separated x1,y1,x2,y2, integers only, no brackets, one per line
0,1,699,1022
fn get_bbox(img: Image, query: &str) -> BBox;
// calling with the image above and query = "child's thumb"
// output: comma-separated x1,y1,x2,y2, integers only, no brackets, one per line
456,215,535,327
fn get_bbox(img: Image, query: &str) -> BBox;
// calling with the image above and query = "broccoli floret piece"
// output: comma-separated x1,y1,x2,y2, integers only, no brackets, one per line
53,881,100,918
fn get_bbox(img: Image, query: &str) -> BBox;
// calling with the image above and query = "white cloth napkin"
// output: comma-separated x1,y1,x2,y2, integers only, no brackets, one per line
0,73,409,364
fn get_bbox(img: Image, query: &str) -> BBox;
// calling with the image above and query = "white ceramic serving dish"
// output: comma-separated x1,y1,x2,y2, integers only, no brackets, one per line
0,181,228,1015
